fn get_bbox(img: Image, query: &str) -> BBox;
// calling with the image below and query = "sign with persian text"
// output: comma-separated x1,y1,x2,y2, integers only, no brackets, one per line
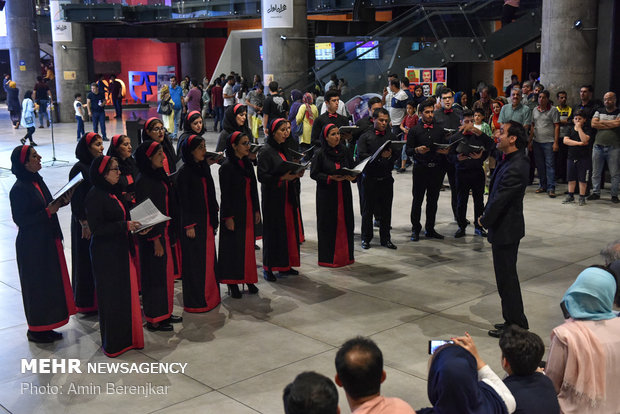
262,0,293,28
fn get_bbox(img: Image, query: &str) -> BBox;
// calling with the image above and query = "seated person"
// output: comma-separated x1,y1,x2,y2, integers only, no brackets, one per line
283,371,339,414
335,336,416,413
418,333,516,413
546,266,620,414
499,326,559,413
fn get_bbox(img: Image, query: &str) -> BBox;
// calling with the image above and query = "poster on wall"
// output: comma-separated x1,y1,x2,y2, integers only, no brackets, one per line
405,67,447,97
262,0,293,28
157,66,176,94
50,0,73,42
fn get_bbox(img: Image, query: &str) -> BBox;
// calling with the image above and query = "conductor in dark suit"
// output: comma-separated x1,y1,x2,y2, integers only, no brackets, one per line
478,121,529,338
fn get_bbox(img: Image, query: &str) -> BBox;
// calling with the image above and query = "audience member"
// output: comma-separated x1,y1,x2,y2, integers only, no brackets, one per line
335,337,415,413
499,326,560,414
283,371,339,414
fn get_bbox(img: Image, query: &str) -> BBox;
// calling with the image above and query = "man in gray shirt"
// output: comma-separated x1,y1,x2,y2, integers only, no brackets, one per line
498,88,532,131
245,84,265,138
530,90,560,197
589,91,620,203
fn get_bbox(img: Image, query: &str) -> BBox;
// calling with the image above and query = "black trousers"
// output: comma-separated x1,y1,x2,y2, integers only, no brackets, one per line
361,176,393,243
410,164,443,233
441,160,458,219
456,168,485,229
492,241,529,329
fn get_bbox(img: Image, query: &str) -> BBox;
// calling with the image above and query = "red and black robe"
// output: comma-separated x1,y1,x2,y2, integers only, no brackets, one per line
177,160,221,312
10,163,77,332
310,144,355,267
217,156,260,283
85,158,144,357
257,141,301,272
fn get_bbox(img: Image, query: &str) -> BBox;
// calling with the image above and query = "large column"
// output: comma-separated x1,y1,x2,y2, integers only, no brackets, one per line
6,0,40,93
261,0,308,93
51,0,89,123
180,38,206,83
539,0,598,100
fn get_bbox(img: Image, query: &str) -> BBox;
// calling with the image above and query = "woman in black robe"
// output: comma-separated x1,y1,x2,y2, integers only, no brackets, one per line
9,145,77,343
218,131,261,298
257,118,304,281
176,110,205,154
134,141,183,330
310,124,355,267
216,104,255,152
85,155,144,357
177,135,221,312
69,132,103,313
141,117,178,175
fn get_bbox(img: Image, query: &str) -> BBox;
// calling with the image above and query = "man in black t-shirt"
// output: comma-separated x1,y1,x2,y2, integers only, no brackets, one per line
34,76,51,128
262,81,289,134
108,74,123,119
86,82,108,141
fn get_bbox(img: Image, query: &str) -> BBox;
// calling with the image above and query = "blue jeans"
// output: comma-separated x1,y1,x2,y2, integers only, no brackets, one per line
38,99,49,126
76,116,84,141
92,111,107,139
113,98,122,118
533,141,555,191
592,144,620,197
172,108,182,138
214,106,224,131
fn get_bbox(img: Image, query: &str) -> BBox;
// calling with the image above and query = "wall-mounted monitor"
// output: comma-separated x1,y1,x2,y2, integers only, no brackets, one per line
315,42,335,61
356,41,379,60
259,45,263,61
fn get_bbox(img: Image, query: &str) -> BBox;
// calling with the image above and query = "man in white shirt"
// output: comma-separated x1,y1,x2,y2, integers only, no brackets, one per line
222,75,235,109
389,79,409,137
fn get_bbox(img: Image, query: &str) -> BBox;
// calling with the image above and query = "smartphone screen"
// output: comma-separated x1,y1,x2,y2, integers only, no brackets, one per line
428,339,454,355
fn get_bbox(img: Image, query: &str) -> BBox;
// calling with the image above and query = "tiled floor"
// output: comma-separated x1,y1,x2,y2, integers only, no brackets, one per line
0,108,618,413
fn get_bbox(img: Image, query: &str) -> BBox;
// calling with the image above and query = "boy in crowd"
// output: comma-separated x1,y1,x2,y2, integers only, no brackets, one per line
562,110,593,205
74,93,85,141
500,326,560,414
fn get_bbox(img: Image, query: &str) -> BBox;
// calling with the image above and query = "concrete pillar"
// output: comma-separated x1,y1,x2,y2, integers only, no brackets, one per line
180,38,206,84
6,0,40,93
52,1,89,123
261,0,308,93
539,0,598,102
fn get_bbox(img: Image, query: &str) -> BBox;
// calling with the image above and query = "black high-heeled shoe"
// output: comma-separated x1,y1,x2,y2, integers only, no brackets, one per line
246,283,259,294
227,284,242,299
263,270,277,282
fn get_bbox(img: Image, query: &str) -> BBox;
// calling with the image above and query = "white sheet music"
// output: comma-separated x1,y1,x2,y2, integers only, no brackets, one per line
53,172,83,201
129,199,171,233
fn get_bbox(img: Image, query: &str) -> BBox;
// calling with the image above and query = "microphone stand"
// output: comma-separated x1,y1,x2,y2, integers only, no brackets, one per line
42,101,69,167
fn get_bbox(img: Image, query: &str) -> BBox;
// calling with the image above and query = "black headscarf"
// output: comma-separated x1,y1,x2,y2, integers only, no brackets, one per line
23,90,33,101
180,134,210,177
140,117,164,144
75,132,100,164
11,145,43,184
134,141,169,183
425,345,508,414
266,117,289,153
89,155,118,193
107,134,137,177
183,110,205,134
225,131,253,178
320,123,346,163
222,104,252,136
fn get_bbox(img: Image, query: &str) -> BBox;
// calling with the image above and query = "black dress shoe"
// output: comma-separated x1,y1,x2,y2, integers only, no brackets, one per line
488,327,504,338
263,270,277,282
381,240,397,249
361,241,370,249
454,228,466,238
246,283,259,294
146,322,174,332
475,228,488,237
425,230,445,239
27,330,55,343
166,315,183,324
494,322,507,330
281,268,299,276
227,284,242,299
410,232,420,242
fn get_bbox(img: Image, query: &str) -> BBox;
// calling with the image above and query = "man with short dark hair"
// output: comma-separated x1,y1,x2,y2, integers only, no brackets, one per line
86,82,108,141
499,326,560,414
573,85,601,127
283,371,339,414
262,81,289,134
406,98,449,241
222,75,236,109
169,75,184,138
34,76,52,128
109,74,123,119
390,79,409,137
245,83,264,138
555,91,572,183
311,89,349,147
589,91,620,203
357,108,398,250
479,121,530,337
335,337,414,414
